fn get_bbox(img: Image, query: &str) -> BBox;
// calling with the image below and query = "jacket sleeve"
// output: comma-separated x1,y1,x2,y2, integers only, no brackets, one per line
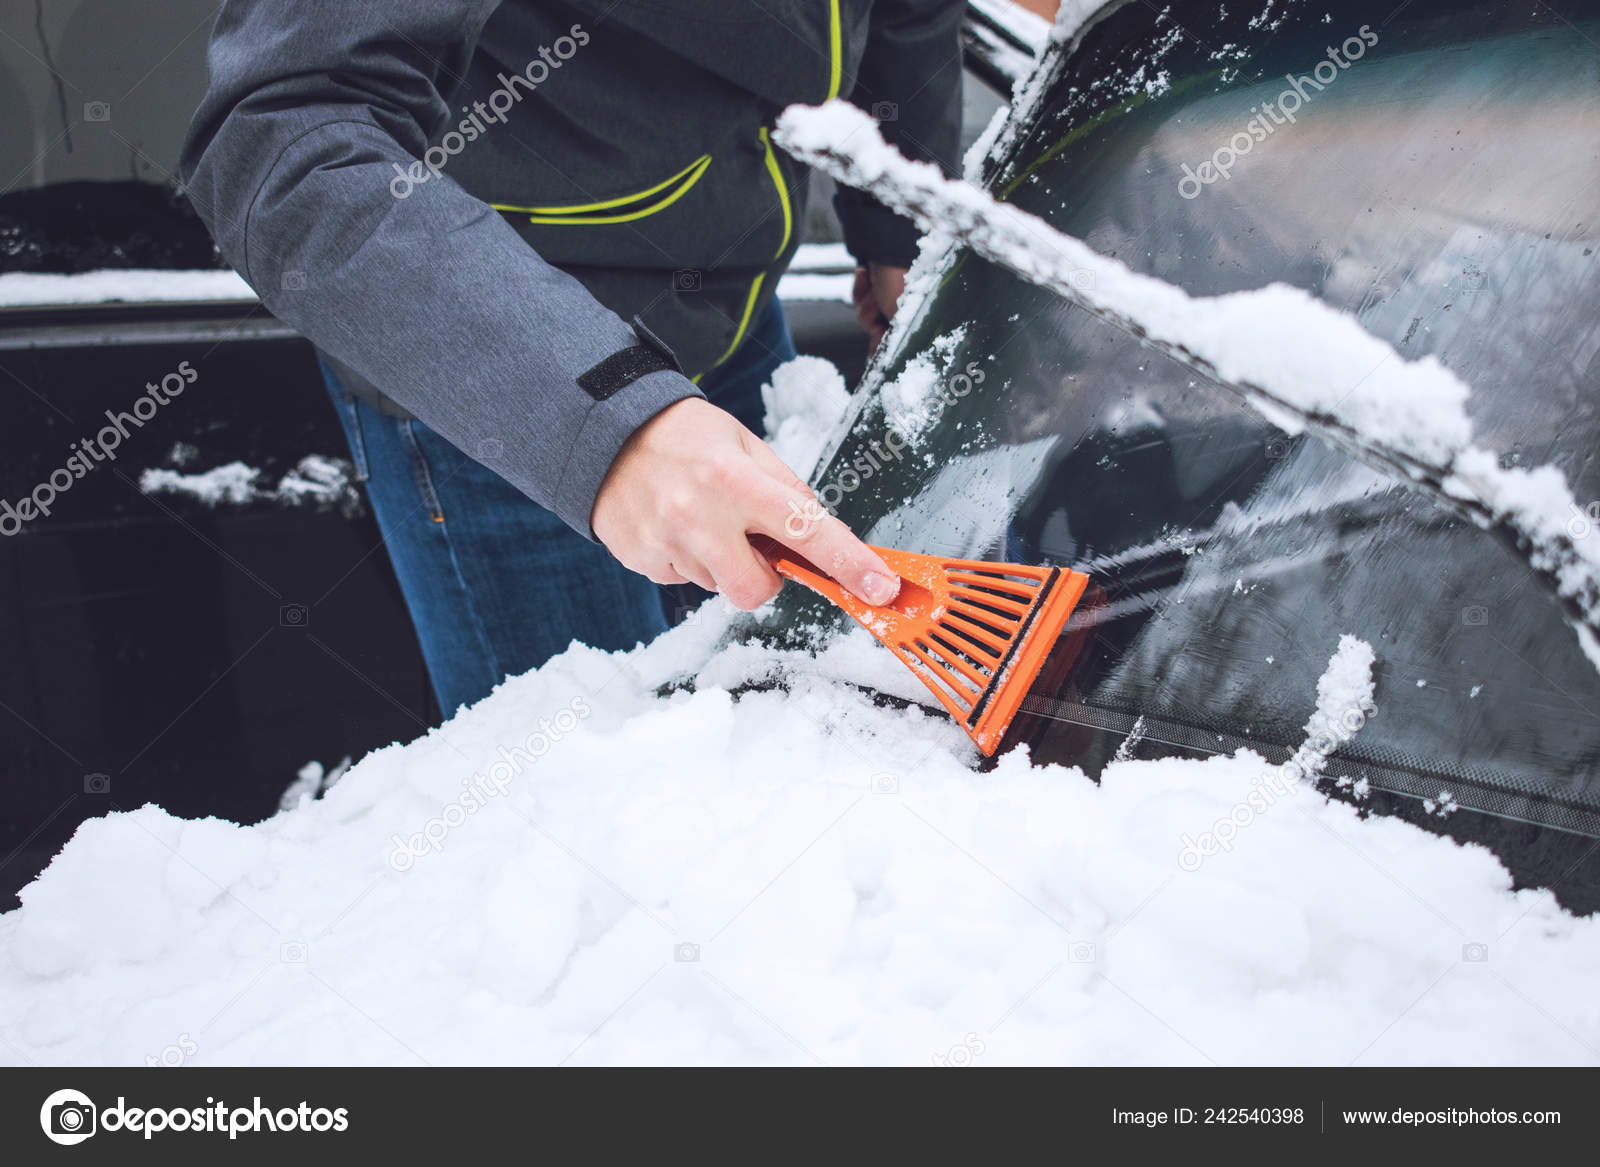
834,0,966,268
179,0,701,537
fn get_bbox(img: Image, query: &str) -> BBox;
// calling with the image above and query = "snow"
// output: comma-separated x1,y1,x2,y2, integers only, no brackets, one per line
787,242,854,271
1048,0,1115,44
964,102,1014,181
138,461,260,507
759,356,852,479
1312,635,1377,734
776,242,856,303
0,269,253,307
2,615,1597,1067
984,0,1120,166
967,0,1053,53
879,327,968,444
140,455,362,516
775,273,854,303
773,100,1600,673
280,759,352,814
867,229,961,386
0,248,855,310
963,0,1052,96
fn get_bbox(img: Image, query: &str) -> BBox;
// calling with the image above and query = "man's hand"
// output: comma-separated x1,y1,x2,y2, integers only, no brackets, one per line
852,263,908,355
592,397,902,611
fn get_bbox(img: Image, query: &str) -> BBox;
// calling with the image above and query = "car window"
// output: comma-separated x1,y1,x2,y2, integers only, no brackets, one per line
772,0,1600,841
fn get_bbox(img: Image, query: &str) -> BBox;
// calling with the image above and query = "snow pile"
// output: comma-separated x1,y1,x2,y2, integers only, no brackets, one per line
139,455,362,517
773,101,1600,671
760,356,852,480
2,618,1596,1067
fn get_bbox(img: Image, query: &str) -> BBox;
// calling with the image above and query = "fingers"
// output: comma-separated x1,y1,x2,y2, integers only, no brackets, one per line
869,263,908,322
851,265,873,310
592,390,897,613
697,536,783,611
853,265,888,343
855,295,881,332
672,561,718,593
644,563,691,587
748,479,899,607
865,320,886,357
864,264,905,356
743,433,901,607
742,430,812,496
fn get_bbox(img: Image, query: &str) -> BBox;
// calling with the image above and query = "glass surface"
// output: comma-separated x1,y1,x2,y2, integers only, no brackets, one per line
772,0,1600,837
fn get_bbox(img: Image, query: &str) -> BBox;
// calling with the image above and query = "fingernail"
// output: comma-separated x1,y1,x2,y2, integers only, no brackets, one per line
862,571,900,606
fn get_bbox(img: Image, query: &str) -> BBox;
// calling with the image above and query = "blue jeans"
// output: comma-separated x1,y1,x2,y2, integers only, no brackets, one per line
322,299,797,717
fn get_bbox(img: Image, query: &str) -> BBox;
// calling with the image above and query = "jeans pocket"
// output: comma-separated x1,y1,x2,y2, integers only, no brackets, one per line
397,420,445,524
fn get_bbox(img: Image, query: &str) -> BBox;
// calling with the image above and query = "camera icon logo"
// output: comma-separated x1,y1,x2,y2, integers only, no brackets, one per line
83,102,111,122
83,772,111,794
1461,942,1489,962
280,940,308,963
870,101,899,122
478,438,504,460
1461,265,1486,293
1461,606,1489,627
1264,437,1290,461
674,942,700,963
281,270,308,291
871,773,899,794
1569,502,1600,540
279,603,309,628
1068,941,1097,963
40,1088,97,1145
672,268,703,292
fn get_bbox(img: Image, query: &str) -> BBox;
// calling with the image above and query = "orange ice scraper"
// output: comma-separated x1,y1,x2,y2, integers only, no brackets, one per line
756,538,1089,755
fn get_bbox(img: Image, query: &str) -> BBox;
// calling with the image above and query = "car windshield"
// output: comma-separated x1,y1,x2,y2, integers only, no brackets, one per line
770,0,1600,842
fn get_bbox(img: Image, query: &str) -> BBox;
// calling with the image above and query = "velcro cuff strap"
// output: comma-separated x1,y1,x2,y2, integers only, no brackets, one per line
576,345,676,402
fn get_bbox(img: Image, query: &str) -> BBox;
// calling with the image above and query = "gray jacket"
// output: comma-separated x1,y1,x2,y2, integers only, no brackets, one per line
181,0,963,536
